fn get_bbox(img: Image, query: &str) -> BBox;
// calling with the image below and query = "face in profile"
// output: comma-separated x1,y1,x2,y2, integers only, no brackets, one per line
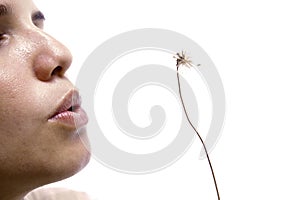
0,0,90,198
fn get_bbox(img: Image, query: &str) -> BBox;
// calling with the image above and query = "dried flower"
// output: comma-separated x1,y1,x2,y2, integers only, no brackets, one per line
174,51,220,200
173,51,200,69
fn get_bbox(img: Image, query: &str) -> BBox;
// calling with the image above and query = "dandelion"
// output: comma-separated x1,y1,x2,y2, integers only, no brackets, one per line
174,51,220,200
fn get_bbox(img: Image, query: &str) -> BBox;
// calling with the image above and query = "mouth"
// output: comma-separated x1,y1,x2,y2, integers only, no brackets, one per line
48,89,88,128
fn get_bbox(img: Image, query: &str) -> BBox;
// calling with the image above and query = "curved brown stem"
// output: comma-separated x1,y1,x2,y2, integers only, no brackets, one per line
176,65,220,200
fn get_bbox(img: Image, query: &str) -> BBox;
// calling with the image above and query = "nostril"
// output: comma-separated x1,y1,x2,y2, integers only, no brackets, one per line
51,66,63,77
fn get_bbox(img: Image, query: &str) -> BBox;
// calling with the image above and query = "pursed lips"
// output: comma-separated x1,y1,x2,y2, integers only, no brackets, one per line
48,89,88,128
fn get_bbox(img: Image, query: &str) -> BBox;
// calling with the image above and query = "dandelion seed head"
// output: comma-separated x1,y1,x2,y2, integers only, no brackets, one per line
173,51,196,68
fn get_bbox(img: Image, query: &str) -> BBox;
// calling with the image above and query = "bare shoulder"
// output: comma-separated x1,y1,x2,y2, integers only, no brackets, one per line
24,187,92,200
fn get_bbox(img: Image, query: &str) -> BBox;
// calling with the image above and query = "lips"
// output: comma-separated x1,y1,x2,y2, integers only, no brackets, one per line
48,89,88,128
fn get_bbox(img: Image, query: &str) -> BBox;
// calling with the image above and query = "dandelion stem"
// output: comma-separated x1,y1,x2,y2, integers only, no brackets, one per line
176,65,220,200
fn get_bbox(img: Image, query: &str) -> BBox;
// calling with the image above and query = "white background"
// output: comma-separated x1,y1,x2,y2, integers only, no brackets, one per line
34,0,300,199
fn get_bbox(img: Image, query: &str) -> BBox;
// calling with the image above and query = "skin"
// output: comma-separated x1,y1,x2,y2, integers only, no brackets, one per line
0,0,90,199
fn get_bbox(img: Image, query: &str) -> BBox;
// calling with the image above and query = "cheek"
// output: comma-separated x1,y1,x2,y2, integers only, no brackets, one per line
0,72,45,140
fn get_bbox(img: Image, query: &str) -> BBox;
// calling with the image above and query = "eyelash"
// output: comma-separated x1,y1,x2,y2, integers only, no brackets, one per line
0,33,5,41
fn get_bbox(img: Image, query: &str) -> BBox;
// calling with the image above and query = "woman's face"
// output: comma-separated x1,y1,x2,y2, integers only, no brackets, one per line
0,0,90,191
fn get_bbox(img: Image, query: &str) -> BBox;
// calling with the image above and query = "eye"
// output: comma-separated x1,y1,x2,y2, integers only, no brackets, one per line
32,11,45,29
0,33,9,46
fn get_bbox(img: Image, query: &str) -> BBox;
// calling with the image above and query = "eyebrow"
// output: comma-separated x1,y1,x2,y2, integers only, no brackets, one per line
0,3,45,22
0,4,12,16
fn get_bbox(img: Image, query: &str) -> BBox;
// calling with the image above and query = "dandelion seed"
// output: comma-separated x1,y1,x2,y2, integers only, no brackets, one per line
174,51,220,200
173,50,199,69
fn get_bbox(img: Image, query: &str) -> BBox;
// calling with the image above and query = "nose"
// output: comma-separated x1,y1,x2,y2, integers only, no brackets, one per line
31,30,73,81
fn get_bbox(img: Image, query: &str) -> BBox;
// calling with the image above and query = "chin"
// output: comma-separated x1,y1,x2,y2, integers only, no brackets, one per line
54,131,90,182
0,131,91,198
36,127,91,186
36,148,91,188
